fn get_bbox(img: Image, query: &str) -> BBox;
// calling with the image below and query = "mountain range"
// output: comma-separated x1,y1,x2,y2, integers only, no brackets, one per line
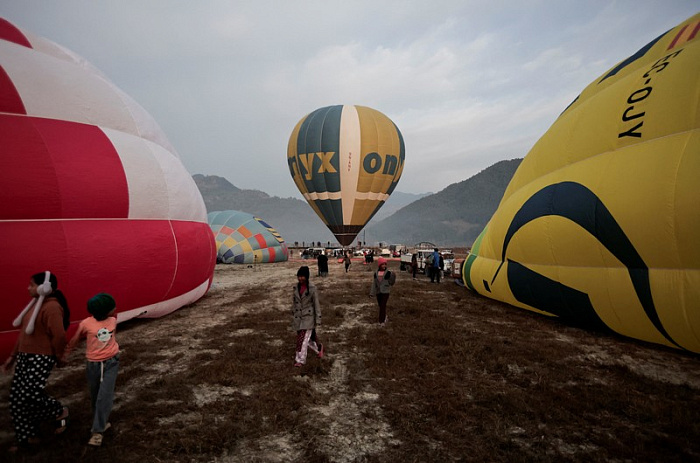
193,158,522,247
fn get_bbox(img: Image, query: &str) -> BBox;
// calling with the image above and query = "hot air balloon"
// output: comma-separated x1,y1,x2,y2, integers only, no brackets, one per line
462,13,700,353
287,105,405,246
208,210,289,264
0,18,216,360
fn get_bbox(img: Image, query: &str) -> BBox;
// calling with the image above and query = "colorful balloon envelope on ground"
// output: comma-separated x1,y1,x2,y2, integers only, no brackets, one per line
208,210,289,264
287,105,405,246
0,19,216,359
463,13,700,353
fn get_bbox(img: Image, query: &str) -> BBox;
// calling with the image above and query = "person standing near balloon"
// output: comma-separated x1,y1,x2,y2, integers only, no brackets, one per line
411,253,418,280
317,251,329,277
430,248,441,284
370,258,397,325
291,266,324,367
2,271,71,451
344,252,352,273
63,293,120,447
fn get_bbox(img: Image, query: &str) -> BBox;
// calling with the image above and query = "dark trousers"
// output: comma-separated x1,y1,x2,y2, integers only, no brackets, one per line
86,355,119,433
377,293,390,323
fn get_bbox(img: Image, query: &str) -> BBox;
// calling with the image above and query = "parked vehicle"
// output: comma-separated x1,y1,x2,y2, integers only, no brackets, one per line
441,250,455,275
300,247,325,259
399,247,435,273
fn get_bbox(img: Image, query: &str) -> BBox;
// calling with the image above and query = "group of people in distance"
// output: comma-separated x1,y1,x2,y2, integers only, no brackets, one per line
2,271,120,452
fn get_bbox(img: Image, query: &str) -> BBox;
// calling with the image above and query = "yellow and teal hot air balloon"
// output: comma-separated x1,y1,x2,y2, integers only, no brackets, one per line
287,105,405,246
463,13,700,353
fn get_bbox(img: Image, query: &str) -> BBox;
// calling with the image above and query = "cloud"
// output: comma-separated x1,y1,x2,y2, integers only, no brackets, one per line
1,1,698,198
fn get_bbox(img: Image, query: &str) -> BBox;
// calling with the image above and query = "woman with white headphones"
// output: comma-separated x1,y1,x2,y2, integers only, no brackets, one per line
2,271,71,452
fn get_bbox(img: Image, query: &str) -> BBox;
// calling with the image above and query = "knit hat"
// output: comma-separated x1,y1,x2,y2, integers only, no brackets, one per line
297,266,310,279
377,257,388,266
88,293,116,321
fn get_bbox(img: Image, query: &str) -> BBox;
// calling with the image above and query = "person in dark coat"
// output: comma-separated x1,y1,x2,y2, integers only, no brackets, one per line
317,252,329,277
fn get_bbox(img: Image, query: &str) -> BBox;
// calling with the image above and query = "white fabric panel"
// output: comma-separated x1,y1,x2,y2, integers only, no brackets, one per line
20,27,112,81
154,144,208,222
108,84,179,156
116,278,210,321
102,128,170,219
102,128,206,222
0,40,175,155
304,191,343,201
355,192,390,201
339,105,361,223
1,41,136,128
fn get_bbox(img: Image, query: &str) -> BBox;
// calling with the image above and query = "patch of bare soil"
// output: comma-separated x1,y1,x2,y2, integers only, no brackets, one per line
1,260,699,462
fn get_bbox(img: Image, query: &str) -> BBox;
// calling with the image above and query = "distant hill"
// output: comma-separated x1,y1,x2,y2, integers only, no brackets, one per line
370,190,432,223
364,159,522,247
193,174,335,245
193,159,521,247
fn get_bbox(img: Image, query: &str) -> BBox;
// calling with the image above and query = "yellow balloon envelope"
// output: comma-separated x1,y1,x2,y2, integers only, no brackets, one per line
287,105,405,245
463,13,700,352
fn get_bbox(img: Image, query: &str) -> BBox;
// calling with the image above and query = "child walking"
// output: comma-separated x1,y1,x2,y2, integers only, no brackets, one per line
370,257,396,325
64,293,119,447
291,266,324,367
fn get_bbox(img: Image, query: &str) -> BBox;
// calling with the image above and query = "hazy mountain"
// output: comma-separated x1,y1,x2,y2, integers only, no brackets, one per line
371,190,432,223
193,158,521,247
193,174,335,245
364,158,523,247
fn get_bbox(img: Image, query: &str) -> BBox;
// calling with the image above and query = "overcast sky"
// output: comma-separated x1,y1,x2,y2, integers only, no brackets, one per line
2,1,697,199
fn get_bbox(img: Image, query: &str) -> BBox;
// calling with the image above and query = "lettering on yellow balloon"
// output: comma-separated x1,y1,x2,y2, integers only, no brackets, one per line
291,152,338,180
618,49,683,139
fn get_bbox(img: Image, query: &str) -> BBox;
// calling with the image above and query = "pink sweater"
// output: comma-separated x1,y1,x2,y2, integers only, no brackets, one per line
66,316,119,362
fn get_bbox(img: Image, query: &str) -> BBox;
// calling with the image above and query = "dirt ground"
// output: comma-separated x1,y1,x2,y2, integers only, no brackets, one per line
1,259,699,462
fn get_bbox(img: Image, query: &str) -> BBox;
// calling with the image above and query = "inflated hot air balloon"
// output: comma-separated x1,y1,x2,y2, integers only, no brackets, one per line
208,210,289,264
0,18,216,360
463,13,700,353
287,105,405,246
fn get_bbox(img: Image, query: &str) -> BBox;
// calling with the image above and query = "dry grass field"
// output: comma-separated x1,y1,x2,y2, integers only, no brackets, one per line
1,259,699,462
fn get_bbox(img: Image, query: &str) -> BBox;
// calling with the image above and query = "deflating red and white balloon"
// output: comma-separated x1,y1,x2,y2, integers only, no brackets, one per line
0,18,216,360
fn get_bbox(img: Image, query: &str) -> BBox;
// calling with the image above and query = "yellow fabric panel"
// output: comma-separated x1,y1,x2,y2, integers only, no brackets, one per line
650,268,700,351
287,116,309,195
351,106,401,224
223,236,238,248
350,199,381,227
239,240,253,253
467,13,700,353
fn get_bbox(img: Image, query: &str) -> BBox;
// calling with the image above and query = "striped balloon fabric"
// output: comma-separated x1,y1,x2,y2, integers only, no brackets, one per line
208,211,289,264
287,105,405,246
0,18,216,360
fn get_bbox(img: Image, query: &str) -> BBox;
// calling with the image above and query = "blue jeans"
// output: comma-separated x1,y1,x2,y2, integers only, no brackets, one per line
86,354,119,433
